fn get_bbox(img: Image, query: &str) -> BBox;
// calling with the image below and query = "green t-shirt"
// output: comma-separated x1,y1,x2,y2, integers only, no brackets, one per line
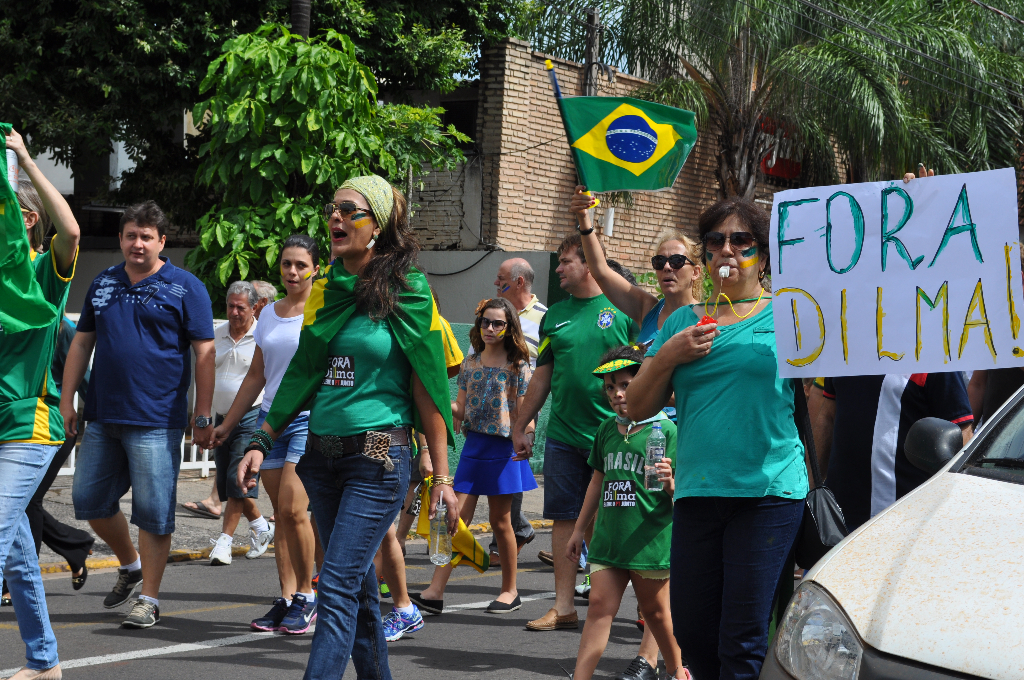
0,249,74,445
538,294,637,449
309,312,413,437
587,415,676,570
647,302,808,500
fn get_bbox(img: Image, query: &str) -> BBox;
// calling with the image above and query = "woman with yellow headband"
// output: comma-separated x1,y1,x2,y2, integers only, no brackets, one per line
236,175,458,679
210,233,320,634
628,198,808,680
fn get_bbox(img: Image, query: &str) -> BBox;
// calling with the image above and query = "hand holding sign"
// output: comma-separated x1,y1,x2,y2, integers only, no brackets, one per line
770,168,1023,377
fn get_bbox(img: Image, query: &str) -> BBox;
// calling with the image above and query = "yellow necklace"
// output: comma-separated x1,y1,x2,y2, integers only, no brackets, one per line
703,287,766,322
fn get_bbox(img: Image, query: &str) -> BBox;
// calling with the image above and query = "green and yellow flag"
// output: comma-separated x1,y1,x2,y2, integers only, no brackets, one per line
416,478,490,573
1,123,58,334
556,97,698,193
265,262,455,444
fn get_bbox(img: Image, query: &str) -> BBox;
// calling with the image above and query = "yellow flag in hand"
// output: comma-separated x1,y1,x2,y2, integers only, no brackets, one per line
417,477,491,573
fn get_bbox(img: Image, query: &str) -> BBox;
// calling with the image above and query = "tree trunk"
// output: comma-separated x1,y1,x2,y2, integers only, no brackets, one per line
291,0,311,39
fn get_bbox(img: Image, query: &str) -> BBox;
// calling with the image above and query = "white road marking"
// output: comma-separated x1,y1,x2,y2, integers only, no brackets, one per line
2,592,560,674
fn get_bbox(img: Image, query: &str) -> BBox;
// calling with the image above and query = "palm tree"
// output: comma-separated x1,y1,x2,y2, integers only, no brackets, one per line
525,0,1024,198
291,0,311,38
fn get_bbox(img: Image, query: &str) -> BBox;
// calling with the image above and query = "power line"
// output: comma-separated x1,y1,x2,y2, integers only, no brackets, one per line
966,0,1024,25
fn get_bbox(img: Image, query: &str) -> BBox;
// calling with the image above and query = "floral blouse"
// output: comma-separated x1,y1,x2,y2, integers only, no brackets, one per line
457,354,531,438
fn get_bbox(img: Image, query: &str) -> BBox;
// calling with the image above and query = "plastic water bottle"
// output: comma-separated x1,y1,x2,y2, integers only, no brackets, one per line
6,149,18,191
645,423,666,491
429,500,452,565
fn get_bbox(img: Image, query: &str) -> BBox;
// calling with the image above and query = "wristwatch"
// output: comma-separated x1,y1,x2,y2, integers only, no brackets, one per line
194,414,212,429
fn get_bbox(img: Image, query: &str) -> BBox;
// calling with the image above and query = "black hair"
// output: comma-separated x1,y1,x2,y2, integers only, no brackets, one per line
282,233,320,265
596,343,649,378
120,201,169,237
606,259,636,285
697,198,771,287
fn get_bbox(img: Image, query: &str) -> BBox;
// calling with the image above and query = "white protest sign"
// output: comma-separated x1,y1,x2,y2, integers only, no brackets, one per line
769,167,1023,377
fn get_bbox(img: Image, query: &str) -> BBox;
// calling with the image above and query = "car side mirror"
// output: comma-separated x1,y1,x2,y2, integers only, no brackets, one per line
905,417,963,474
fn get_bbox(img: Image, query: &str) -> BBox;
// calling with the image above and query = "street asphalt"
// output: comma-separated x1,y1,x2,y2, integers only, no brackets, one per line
1,532,657,679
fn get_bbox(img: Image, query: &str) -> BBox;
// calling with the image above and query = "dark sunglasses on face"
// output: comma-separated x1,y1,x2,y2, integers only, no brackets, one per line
703,231,756,252
323,201,373,221
478,318,507,331
651,254,694,270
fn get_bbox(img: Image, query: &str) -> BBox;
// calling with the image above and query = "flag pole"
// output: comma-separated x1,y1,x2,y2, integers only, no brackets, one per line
544,60,599,206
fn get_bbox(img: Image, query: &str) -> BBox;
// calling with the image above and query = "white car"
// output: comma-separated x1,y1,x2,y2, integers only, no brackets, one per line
760,392,1024,680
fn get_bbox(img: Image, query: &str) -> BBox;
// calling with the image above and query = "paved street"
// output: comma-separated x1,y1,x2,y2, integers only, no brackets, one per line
1,531,655,679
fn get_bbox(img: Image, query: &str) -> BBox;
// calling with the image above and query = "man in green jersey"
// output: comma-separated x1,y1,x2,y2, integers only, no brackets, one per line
1,127,80,679
512,232,636,632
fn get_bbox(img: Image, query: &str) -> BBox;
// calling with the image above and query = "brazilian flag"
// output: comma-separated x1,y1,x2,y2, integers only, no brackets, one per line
1,122,58,333
265,263,455,445
557,97,698,193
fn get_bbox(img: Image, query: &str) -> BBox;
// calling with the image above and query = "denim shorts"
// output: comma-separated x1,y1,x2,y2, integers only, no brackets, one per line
72,422,184,535
215,408,260,500
256,409,309,470
542,436,593,521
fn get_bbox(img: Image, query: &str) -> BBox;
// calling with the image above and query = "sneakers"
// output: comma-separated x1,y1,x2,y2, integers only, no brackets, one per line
210,535,233,565
279,594,317,634
614,656,658,680
246,524,275,559
103,568,143,609
122,599,160,629
382,605,425,641
575,574,591,599
311,572,319,593
379,578,391,599
251,597,290,632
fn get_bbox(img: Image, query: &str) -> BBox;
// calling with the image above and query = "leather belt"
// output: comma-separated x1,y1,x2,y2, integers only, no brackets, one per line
309,427,410,458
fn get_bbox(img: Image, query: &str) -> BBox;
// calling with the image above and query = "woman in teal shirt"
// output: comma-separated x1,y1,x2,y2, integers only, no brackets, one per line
628,198,808,680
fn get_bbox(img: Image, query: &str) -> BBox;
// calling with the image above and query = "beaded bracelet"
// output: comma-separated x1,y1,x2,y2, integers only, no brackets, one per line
249,430,274,450
244,441,270,457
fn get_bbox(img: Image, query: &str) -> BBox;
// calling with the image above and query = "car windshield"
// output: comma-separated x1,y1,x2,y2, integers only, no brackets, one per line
961,398,1024,484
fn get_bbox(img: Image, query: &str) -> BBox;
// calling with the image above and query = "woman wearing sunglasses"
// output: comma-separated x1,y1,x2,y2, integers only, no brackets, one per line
236,175,458,680
627,198,808,680
412,297,536,615
570,185,703,347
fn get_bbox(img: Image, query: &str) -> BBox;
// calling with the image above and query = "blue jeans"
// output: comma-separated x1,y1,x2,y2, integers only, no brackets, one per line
670,495,804,680
72,422,185,535
296,441,411,680
0,442,60,670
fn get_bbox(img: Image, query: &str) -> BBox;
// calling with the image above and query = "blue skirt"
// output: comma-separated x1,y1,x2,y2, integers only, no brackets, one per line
453,430,539,496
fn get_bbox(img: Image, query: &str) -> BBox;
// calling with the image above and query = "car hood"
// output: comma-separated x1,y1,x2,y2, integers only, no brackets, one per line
808,471,1024,680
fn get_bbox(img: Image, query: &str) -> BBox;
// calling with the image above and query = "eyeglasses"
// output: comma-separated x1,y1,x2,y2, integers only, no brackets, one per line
478,318,508,331
703,231,756,252
651,254,694,270
323,201,373,221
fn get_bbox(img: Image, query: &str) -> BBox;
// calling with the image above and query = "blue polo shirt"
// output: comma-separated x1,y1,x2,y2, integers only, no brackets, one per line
77,257,214,428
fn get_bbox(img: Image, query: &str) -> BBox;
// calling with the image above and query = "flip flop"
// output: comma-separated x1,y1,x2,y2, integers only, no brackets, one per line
180,500,221,519
72,564,88,591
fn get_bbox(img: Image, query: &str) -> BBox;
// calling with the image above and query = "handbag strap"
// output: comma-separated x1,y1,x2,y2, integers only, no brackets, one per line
793,379,824,488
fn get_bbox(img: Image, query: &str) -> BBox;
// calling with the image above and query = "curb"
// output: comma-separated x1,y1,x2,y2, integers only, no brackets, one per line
39,520,555,574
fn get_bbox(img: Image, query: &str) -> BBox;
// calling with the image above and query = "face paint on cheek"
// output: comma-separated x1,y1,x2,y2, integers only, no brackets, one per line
496,329,506,338
302,269,313,280
500,285,510,293
706,251,713,261
738,246,759,269
349,212,373,229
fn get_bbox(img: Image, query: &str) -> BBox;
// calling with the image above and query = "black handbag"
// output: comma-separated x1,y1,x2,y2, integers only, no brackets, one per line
792,381,849,569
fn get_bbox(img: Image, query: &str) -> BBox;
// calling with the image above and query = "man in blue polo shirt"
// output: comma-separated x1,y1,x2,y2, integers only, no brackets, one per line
60,201,215,630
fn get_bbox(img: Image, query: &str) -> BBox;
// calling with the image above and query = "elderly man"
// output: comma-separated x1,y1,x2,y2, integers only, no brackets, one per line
487,258,548,565
251,280,277,320
207,281,274,566
62,201,215,629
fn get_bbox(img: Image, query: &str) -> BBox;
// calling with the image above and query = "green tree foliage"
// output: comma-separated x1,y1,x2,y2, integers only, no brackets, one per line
0,0,518,226
526,0,1024,198
185,25,467,307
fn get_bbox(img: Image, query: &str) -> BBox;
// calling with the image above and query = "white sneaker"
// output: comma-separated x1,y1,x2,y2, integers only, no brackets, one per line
210,535,233,565
246,523,275,559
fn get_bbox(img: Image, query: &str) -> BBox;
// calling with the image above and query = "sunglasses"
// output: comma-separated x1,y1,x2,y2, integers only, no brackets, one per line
323,201,373,221
703,231,756,252
478,318,508,331
651,254,694,270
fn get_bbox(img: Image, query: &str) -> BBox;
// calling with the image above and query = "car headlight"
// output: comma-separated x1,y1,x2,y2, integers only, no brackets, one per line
776,581,863,680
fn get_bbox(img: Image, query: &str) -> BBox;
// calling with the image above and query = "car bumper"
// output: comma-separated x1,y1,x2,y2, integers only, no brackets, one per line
759,640,988,680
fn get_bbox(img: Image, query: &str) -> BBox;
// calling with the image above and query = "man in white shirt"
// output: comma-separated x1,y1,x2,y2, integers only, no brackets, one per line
207,281,273,565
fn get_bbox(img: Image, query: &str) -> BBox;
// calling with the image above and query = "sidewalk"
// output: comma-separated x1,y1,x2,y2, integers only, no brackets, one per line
38,470,547,569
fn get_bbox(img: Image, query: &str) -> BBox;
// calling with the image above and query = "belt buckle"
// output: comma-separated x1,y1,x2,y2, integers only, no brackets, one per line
320,435,347,458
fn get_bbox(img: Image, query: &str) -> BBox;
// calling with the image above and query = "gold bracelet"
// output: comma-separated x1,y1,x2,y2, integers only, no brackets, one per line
432,475,455,487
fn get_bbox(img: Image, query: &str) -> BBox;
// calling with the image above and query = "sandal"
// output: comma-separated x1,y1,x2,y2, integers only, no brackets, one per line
180,500,221,519
72,564,88,591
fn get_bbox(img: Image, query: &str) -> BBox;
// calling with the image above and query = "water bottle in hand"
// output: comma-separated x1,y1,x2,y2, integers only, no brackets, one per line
429,500,453,565
645,423,666,491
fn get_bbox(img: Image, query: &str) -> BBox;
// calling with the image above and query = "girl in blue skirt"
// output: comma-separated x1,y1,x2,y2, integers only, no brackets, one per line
412,298,536,614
